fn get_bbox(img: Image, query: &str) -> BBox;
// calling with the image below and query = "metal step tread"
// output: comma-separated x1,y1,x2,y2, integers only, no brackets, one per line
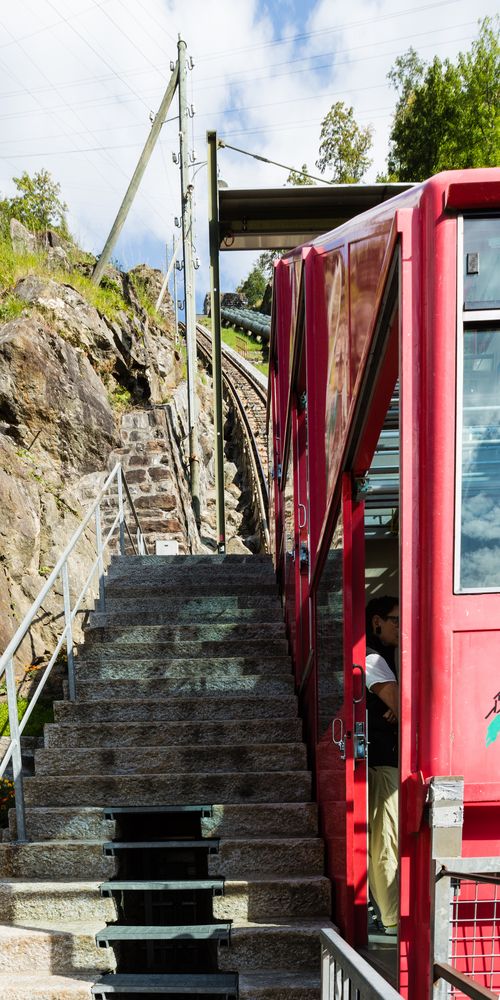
103,805,212,816
100,879,224,892
92,972,238,995
96,923,231,942
103,840,219,851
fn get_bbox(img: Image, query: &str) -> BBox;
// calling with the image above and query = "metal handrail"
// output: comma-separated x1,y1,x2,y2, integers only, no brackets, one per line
320,928,404,999
0,463,149,842
434,962,499,999
433,860,500,1000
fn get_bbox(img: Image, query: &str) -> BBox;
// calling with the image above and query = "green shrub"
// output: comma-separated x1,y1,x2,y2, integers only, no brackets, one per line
0,698,54,738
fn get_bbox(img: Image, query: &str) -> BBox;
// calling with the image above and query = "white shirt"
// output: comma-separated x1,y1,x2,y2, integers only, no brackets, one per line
366,652,396,691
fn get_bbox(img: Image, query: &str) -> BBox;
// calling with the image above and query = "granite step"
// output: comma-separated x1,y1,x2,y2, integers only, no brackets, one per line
83,623,286,644
0,881,117,922
0,974,97,999
106,554,273,573
0,921,115,975
53,694,298,723
9,802,318,842
104,581,279,598
0,842,117,880
217,920,324,972
24,771,312,807
34,744,308,776
67,676,294,700
201,803,318,839
44,719,303,748
96,874,329,921
8,806,116,843
89,606,283,626
102,594,281,612
77,639,289,658
239,972,320,1000
213,875,331,920
208,838,324,877
74,656,292,680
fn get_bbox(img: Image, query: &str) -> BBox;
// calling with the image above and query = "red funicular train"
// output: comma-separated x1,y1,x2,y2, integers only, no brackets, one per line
267,169,500,998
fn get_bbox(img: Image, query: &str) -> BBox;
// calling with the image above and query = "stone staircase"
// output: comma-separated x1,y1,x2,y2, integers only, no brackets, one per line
0,554,332,998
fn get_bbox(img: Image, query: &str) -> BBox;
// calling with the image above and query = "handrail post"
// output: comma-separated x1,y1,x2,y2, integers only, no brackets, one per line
95,503,105,612
61,563,76,701
117,466,125,556
5,655,27,842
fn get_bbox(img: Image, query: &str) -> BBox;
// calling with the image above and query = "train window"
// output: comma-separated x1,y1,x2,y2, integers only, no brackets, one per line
463,217,500,311
456,215,500,593
457,324,500,591
316,514,344,737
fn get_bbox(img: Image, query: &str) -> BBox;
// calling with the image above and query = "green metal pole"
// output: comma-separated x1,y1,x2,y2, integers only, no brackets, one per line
207,131,226,553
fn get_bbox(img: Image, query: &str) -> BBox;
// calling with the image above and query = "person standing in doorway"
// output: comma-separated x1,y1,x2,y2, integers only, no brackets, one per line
365,596,399,935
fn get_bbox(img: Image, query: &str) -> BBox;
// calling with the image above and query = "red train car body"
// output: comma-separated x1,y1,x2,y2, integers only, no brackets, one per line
268,169,500,998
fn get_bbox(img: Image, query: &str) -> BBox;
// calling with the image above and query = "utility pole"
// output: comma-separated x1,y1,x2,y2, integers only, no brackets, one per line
207,131,226,552
173,234,179,346
91,60,179,286
178,36,200,527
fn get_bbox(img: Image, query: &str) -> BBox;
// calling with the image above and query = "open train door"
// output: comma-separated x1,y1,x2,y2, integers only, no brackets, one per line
316,244,400,949
315,473,368,946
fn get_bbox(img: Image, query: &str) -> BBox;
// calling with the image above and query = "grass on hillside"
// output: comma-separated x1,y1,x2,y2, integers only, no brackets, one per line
198,316,268,376
0,234,161,328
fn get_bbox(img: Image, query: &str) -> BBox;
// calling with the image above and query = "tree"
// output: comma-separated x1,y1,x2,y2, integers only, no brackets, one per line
286,163,316,186
386,17,499,180
8,169,69,235
316,101,373,183
237,264,267,308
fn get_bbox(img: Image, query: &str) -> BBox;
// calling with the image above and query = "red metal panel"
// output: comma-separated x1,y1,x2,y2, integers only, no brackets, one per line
304,248,329,572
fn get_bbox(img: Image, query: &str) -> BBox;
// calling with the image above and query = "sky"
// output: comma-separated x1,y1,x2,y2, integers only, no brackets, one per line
0,0,497,311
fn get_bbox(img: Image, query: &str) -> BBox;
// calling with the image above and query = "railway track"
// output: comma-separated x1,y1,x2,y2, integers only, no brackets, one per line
195,323,270,550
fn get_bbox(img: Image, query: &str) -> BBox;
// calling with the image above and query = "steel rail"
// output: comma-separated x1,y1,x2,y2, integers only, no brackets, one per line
195,323,270,551
0,463,149,842
320,927,404,999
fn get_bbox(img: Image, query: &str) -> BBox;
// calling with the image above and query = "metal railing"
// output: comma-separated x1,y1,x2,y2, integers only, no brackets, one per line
433,860,500,999
321,927,404,999
0,463,149,842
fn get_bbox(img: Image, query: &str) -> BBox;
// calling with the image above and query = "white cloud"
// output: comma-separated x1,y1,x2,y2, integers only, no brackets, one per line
0,0,497,306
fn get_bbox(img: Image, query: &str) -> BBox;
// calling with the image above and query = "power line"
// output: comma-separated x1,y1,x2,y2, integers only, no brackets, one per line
0,0,113,49
194,20,477,87
43,0,151,113
196,0,465,60
218,141,334,185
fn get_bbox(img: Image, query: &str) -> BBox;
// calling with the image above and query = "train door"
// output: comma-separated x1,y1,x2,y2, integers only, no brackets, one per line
294,343,311,686
316,250,400,951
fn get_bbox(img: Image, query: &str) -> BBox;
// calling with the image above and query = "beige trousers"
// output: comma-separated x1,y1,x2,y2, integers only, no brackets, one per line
368,764,399,927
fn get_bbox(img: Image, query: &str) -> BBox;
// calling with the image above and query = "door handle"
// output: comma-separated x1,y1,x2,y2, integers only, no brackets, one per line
352,664,365,704
298,503,307,529
332,717,346,760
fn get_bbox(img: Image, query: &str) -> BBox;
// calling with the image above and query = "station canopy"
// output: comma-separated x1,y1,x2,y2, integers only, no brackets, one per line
217,183,413,251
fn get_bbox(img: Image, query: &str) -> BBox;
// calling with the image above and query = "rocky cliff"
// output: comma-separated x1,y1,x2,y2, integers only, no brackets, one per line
0,222,255,679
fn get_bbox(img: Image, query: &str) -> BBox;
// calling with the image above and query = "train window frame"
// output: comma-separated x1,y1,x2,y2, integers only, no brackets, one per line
455,214,500,594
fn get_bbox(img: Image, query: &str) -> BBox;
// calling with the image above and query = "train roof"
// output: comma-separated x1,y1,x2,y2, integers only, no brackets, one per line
217,183,413,251
280,168,500,260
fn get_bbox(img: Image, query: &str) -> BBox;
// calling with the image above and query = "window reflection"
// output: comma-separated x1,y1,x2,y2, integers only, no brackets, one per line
459,326,500,589
316,516,344,736
464,218,500,311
